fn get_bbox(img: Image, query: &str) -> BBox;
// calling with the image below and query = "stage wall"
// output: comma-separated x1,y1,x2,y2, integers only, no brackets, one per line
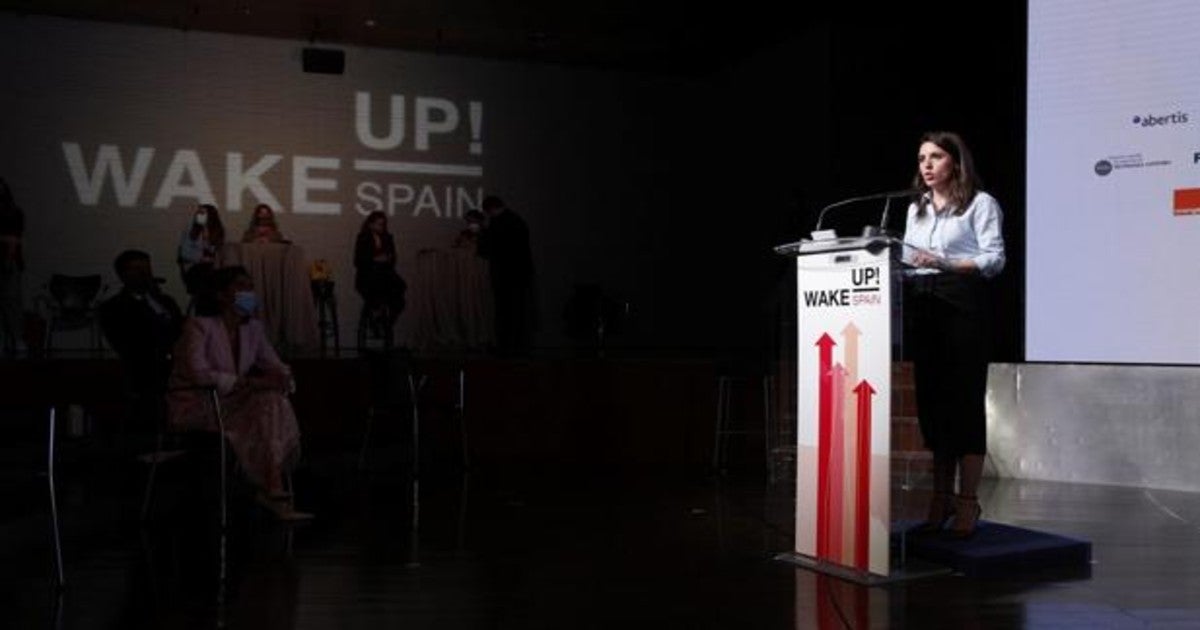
987,363,1200,493
0,14,712,350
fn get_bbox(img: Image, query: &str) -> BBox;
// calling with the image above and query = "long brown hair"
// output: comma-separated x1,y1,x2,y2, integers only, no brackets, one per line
359,210,388,234
193,203,226,246
911,131,982,217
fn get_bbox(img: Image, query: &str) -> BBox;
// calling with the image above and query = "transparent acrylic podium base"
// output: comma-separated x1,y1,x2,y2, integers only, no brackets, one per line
774,546,952,586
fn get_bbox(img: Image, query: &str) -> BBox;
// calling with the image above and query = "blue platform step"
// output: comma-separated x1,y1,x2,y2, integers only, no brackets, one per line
899,520,1093,578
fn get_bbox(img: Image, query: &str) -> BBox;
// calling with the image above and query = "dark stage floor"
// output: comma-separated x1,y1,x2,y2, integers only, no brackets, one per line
6,435,1200,630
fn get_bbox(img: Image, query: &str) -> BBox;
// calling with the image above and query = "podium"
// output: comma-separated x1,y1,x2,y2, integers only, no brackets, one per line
774,235,908,582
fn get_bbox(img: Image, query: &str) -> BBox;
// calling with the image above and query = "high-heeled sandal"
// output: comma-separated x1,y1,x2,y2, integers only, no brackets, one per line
946,494,981,540
910,492,955,534
255,492,314,521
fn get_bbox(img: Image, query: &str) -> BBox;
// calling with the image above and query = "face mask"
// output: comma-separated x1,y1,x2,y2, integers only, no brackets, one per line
195,212,208,227
467,223,482,233
233,290,259,316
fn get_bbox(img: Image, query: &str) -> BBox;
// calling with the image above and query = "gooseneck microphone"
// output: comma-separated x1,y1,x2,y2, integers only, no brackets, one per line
813,189,922,233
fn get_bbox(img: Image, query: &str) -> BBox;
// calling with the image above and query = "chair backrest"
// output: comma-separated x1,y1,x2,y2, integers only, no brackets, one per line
49,274,103,313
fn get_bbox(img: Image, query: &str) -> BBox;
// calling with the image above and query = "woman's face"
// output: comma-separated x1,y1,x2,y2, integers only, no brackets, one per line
369,217,386,233
254,205,272,221
917,141,956,191
219,274,254,311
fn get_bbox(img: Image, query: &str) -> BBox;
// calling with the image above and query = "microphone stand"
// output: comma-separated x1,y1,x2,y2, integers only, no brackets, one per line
862,197,893,237
813,189,917,233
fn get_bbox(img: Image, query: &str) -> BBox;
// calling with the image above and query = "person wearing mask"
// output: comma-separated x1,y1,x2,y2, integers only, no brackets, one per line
902,131,1006,539
178,203,226,298
242,203,286,244
0,177,24,355
168,265,310,521
453,210,487,251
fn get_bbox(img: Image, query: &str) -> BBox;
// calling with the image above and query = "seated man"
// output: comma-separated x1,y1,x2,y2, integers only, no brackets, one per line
99,249,184,409
167,265,311,521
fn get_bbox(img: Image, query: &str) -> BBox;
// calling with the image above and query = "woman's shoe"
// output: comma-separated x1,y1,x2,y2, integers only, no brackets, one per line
946,494,981,540
910,492,954,534
255,492,313,522
273,506,314,522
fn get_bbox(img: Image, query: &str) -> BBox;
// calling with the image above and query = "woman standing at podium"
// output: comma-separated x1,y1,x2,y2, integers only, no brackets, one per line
903,131,1005,539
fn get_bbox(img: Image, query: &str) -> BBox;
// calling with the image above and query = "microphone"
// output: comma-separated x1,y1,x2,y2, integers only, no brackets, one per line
814,189,921,232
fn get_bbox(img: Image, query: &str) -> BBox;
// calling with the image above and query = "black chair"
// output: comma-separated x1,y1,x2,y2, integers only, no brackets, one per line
138,386,234,620
712,356,773,475
311,280,340,355
140,388,227,523
41,274,106,354
357,302,395,351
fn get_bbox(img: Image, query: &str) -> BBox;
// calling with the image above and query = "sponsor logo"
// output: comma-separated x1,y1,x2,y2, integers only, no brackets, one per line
1093,153,1171,177
1173,189,1200,215
1132,111,1188,127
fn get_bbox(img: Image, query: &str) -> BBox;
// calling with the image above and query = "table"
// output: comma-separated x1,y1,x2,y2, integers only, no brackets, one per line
409,248,494,353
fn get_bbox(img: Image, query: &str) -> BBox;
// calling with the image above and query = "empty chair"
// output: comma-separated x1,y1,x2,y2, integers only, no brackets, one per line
41,274,105,354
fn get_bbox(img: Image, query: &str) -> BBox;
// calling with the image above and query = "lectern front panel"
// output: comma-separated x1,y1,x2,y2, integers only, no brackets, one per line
794,245,894,576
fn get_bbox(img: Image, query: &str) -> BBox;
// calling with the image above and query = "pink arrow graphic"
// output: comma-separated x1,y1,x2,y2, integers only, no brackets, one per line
840,321,862,561
828,363,847,563
841,322,861,388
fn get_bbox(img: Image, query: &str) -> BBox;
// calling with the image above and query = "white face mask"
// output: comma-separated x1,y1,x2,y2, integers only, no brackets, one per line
195,212,209,227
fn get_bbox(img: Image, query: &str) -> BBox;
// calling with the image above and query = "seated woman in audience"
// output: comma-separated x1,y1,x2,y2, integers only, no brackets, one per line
354,211,407,333
242,203,286,244
168,265,310,520
178,203,225,296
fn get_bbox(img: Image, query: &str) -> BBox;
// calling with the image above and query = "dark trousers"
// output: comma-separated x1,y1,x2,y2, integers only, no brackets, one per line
492,276,531,356
904,274,992,457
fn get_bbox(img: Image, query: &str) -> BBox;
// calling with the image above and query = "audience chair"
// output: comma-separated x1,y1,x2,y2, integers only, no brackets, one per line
712,358,773,475
357,303,395,351
46,405,65,588
139,388,228,523
40,274,106,354
138,386,234,617
311,279,340,355
359,350,425,472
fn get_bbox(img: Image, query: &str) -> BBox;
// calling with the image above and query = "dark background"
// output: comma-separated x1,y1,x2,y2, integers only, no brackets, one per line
0,2,1028,360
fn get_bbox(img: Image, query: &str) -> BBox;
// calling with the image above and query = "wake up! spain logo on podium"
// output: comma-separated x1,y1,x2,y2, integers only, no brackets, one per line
795,250,894,577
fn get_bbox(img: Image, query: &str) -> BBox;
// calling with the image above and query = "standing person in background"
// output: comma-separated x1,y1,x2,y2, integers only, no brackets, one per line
0,177,25,356
478,196,534,356
178,203,226,299
353,211,407,334
243,203,286,244
902,131,1006,540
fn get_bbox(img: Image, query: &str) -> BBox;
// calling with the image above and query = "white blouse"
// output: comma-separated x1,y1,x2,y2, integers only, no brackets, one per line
903,191,1006,278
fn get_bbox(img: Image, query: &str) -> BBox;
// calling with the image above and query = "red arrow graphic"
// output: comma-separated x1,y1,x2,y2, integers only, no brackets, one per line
815,333,835,559
853,379,876,571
